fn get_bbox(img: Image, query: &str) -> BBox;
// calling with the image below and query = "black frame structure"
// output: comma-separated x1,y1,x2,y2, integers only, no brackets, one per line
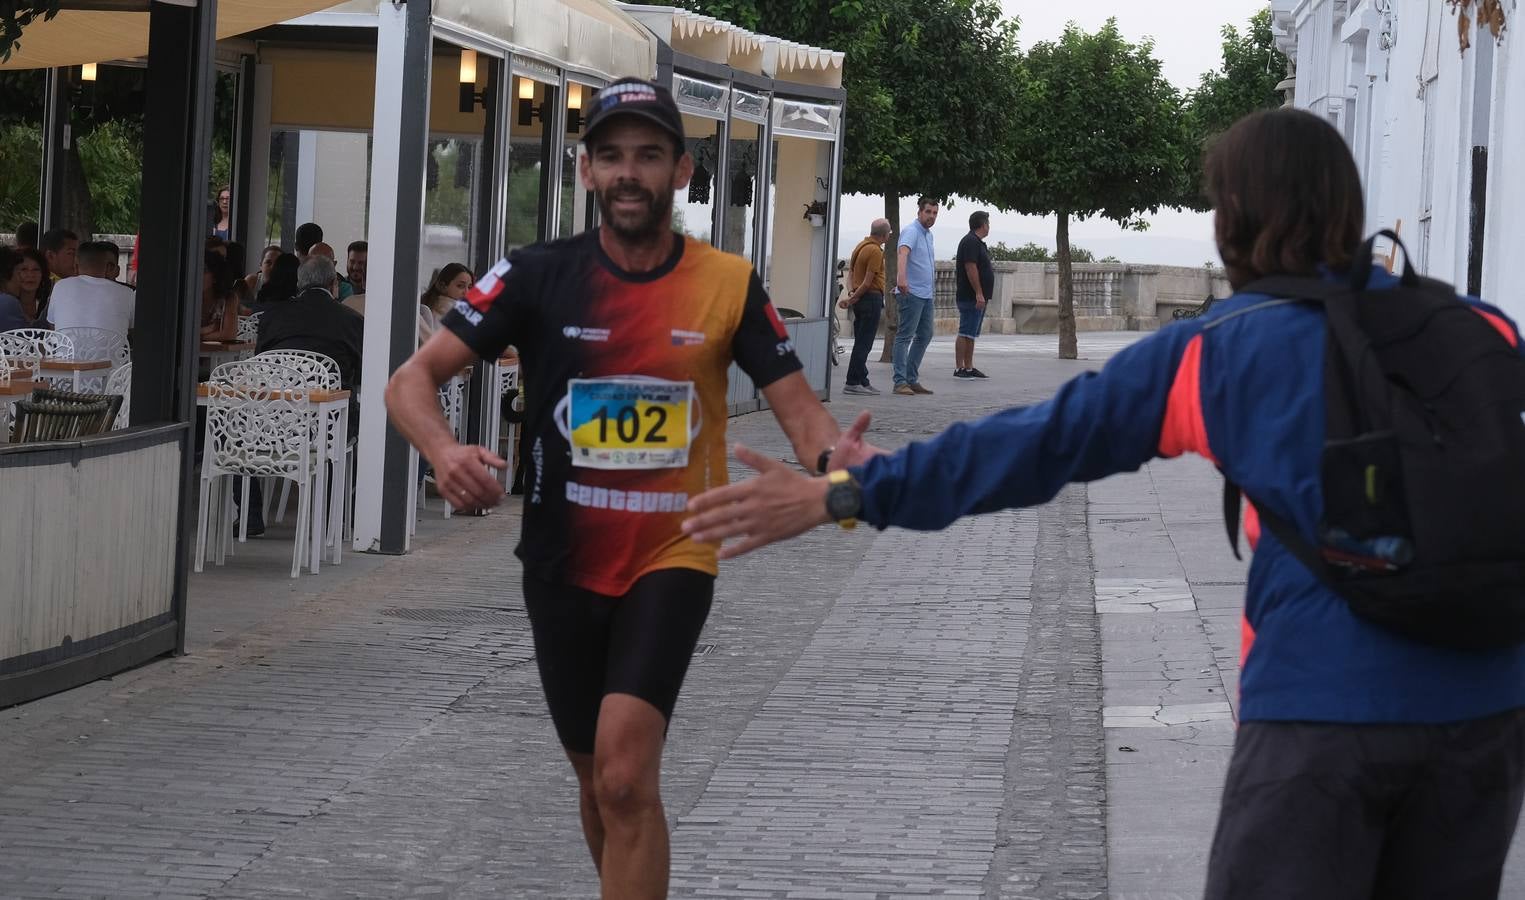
1,0,219,708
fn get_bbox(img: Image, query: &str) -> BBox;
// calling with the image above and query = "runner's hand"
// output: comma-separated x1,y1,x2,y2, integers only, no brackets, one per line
684,444,830,559
829,410,889,471
431,443,508,511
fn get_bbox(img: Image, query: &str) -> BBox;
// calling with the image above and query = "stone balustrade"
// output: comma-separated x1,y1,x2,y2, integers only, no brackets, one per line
838,260,1232,336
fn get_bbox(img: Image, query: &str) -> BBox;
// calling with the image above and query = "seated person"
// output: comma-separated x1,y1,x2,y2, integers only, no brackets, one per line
307,242,356,300
200,250,240,342
0,248,32,332
257,255,364,434
48,241,136,336
251,253,300,313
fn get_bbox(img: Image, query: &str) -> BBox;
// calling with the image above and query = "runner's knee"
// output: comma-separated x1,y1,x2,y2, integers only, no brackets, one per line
592,756,657,818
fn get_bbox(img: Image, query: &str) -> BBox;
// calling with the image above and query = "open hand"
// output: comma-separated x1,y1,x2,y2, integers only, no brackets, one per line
430,443,508,511
828,410,889,471
684,445,831,559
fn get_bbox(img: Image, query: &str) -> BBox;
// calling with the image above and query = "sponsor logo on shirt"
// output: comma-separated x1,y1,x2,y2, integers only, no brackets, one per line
776,339,796,357
453,299,483,326
466,259,512,313
670,329,706,347
563,326,612,342
565,480,687,513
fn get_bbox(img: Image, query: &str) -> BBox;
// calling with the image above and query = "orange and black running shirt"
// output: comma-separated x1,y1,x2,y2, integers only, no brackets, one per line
441,229,803,596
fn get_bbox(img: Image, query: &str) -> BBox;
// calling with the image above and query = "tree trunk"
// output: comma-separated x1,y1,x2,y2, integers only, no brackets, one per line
61,138,95,240
1056,210,1077,360
877,192,899,362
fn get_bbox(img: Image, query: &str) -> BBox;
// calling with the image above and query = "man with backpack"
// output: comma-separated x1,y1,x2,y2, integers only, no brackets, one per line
683,107,1525,899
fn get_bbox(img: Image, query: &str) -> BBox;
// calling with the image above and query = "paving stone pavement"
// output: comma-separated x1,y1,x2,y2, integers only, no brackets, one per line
5,332,1525,899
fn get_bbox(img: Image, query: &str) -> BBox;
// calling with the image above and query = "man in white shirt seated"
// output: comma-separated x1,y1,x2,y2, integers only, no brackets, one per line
48,241,136,336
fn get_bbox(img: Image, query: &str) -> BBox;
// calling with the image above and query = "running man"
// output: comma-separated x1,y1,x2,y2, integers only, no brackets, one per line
384,78,847,898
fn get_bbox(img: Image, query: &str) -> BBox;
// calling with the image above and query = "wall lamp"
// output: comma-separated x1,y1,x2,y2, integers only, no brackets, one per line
458,50,488,114
517,77,546,126
566,84,583,133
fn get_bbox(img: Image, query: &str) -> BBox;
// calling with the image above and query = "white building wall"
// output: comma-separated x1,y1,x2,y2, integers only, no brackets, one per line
1277,0,1519,317
1483,38,1524,318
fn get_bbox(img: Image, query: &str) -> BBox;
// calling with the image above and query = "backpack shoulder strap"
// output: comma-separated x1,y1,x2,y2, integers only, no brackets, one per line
1221,475,1336,584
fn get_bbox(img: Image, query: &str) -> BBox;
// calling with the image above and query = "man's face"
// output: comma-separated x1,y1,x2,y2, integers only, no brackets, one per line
46,239,78,277
976,222,990,239
347,251,368,292
580,119,693,243
918,204,939,229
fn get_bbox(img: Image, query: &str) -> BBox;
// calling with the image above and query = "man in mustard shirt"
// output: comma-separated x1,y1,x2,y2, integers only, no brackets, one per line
839,218,891,394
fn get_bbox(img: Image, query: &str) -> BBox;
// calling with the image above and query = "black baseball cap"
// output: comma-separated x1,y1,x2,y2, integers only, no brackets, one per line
583,78,686,148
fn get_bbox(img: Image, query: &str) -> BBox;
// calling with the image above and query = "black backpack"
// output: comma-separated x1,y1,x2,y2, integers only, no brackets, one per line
1222,230,1525,650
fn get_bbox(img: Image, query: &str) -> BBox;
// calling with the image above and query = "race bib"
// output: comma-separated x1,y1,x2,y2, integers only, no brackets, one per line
564,377,695,469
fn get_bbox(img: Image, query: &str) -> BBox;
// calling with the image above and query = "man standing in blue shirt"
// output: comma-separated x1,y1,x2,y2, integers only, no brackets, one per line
892,197,938,396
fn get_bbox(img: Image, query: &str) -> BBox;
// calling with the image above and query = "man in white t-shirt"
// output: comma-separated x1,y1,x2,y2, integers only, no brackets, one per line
48,241,136,336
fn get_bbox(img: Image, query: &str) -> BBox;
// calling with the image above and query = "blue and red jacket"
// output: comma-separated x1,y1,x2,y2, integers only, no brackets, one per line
852,271,1525,724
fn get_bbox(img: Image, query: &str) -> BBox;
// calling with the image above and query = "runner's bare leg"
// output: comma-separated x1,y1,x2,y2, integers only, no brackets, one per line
568,752,605,871
592,693,669,900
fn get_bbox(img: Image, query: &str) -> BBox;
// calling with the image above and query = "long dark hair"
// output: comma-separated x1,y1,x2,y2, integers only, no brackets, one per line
1204,108,1365,289
255,253,300,304
421,263,473,309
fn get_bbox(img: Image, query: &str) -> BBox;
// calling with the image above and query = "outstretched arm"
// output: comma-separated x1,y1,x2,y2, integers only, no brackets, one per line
685,326,1199,556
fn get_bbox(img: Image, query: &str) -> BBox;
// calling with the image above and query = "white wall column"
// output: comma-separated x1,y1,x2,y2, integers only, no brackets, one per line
354,0,433,553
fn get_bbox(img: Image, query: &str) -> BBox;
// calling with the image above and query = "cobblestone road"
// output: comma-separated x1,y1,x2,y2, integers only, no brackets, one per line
4,332,1523,898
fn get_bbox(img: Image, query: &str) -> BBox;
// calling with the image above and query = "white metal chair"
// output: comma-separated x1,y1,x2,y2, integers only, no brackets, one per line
255,349,351,561
2,328,74,360
3,329,76,389
0,331,59,379
196,360,315,578
57,327,129,391
105,362,132,430
235,312,263,343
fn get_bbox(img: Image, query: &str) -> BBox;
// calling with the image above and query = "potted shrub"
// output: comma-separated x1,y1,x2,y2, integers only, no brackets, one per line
803,200,828,227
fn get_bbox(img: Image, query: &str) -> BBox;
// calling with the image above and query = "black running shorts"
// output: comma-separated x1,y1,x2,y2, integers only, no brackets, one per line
522,567,715,754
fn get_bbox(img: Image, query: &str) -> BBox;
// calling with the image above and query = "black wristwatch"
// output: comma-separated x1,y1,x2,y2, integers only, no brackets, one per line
825,470,861,530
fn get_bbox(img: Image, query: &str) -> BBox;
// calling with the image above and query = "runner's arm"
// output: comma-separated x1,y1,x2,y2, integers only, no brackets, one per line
761,372,841,473
385,329,507,510
852,326,1200,530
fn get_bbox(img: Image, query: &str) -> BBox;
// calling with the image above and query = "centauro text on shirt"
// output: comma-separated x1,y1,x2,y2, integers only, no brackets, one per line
442,230,802,595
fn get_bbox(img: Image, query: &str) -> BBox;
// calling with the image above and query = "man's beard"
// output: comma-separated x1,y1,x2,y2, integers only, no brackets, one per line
596,182,673,244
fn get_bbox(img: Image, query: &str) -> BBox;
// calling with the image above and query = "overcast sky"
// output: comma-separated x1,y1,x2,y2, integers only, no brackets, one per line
835,0,1273,267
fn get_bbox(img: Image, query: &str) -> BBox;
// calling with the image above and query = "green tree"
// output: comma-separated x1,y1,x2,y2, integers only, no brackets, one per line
1187,8,1287,139
675,0,1024,353
993,20,1193,359
988,241,1094,263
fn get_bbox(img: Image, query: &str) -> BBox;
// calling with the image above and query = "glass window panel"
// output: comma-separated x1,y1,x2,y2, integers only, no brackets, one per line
674,74,728,118
721,117,760,261
559,81,599,239
508,74,556,251
731,88,766,123
771,99,841,140
421,137,480,294
674,113,722,245
263,128,373,260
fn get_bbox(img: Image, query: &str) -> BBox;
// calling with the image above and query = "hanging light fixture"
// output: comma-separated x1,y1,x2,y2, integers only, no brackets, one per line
517,77,545,127
566,84,583,133
81,63,97,82
458,50,487,114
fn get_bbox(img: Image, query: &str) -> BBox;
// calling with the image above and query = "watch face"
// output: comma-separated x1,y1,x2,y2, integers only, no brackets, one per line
826,480,861,521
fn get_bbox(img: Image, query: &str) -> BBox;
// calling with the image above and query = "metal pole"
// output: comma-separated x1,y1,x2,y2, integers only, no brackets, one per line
39,67,71,233
232,54,258,246
354,0,434,553
135,0,220,653
1466,36,1494,297
465,57,500,454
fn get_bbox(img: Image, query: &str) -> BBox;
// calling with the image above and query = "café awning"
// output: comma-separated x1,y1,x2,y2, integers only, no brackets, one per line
1,0,343,70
